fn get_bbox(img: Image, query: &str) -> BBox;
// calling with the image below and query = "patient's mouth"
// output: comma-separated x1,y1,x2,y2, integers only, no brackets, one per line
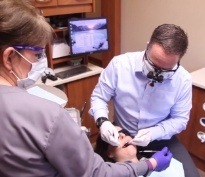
122,142,130,148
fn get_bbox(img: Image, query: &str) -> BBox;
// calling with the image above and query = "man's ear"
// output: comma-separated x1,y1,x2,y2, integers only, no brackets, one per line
2,47,16,70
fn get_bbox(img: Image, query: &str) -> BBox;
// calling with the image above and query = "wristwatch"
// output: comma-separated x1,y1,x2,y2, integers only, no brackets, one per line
96,117,109,128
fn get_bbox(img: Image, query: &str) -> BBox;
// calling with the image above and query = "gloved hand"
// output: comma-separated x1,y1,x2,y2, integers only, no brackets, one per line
100,121,120,146
151,147,173,171
129,128,152,146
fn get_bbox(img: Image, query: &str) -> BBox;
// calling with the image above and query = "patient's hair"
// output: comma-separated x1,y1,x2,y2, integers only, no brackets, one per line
94,135,116,163
95,134,145,162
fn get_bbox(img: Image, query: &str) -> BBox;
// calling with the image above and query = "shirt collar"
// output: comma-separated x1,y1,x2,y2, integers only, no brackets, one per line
135,51,145,72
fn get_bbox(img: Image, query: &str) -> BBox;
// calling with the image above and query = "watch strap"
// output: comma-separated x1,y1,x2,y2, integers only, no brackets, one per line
96,117,109,128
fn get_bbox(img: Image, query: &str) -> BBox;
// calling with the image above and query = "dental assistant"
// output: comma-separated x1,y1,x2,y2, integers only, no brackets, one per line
0,1,172,176
89,24,200,177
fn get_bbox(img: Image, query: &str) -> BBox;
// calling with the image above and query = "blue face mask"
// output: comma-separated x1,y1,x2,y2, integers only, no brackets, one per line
11,49,48,88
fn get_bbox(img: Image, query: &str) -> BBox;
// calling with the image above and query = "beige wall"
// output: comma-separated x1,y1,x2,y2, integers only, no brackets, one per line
121,0,205,72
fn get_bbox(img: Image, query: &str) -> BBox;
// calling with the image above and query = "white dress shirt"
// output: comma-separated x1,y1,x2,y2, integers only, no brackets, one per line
89,51,192,140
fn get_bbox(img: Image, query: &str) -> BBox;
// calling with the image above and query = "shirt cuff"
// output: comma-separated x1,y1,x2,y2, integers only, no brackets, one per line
93,109,109,122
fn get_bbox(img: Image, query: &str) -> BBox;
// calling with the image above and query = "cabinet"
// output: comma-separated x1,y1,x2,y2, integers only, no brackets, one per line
32,0,95,69
88,0,121,68
33,0,95,16
177,69,205,171
65,74,99,143
32,0,99,143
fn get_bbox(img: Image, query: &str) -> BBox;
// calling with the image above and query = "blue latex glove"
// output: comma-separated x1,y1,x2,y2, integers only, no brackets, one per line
151,147,173,171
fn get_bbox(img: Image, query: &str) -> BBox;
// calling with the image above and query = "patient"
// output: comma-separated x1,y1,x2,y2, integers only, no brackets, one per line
95,126,185,177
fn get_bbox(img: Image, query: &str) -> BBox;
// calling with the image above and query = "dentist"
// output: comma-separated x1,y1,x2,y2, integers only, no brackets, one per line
89,24,200,177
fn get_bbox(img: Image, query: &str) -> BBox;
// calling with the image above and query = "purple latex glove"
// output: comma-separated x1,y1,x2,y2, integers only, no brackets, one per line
151,147,173,171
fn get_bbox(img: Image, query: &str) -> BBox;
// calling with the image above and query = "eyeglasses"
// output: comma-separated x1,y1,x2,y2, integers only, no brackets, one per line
118,129,131,137
13,45,44,51
144,51,180,73
13,45,46,60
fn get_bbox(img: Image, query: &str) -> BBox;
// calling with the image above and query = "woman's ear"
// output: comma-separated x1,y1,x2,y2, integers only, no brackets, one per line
107,150,114,159
2,47,16,70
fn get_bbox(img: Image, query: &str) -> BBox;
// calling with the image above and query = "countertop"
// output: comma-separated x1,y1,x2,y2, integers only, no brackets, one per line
37,63,104,87
191,67,205,89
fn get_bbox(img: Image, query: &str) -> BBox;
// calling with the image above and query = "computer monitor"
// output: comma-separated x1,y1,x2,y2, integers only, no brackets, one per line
67,17,109,56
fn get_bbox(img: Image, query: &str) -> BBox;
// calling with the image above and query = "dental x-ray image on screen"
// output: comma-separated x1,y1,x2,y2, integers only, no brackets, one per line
68,17,109,55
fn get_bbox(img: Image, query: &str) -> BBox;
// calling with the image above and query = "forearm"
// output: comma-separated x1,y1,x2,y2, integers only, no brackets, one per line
148,114,190,141
89,85,112,121
92,157,149,177
89,59,117,121
45,109,150,177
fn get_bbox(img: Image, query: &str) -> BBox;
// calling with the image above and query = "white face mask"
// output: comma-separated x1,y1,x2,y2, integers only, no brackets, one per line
11,50,48,88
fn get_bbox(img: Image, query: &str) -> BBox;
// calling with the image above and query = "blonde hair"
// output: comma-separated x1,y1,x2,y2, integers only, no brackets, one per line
0,0,53,51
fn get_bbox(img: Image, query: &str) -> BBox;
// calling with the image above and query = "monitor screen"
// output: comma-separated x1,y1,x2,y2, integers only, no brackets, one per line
68,17,109,55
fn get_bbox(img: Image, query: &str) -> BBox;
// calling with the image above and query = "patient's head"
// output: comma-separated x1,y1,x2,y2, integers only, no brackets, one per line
95,126,138,163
